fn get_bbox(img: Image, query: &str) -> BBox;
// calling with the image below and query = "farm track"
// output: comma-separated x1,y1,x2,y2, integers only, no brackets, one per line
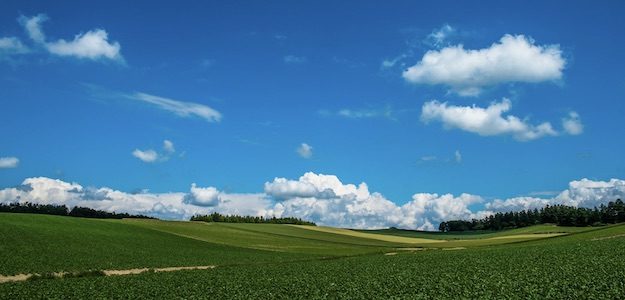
0,248,420,284
0,265,216,284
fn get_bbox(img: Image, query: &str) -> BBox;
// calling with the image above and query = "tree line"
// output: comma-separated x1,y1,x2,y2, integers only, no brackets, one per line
191,212,316,226
439,199,625,232
0,202,155,220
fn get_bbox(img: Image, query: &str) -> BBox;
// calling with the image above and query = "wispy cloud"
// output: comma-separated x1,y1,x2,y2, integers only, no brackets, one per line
19,14,47,43
381,24,457,70
297,143,313,159
319,105,407,121
424,24,456,48
0,157,19,169
283,55,307,64
420,156,437,162
0,37,29,56
163,140,175,153
417,150,462,165
129,92,222,123
454,150,462,163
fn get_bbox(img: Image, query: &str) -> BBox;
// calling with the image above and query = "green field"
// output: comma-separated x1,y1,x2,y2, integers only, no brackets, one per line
1,213,624,298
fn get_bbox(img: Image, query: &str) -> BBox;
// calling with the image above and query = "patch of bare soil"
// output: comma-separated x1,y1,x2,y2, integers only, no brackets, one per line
591,234,625,241
0,265,216,284
0,274,32,284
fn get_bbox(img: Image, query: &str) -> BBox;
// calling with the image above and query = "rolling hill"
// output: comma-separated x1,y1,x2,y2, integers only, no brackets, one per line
1,213,624,298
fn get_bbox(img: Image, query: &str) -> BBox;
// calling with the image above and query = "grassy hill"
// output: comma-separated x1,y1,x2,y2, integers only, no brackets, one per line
1,213,624,298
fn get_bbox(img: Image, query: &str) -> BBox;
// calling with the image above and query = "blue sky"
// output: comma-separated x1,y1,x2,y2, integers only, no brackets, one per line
1,1,625,228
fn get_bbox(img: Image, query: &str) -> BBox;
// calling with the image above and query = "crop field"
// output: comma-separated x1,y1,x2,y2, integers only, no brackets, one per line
1,213,624,298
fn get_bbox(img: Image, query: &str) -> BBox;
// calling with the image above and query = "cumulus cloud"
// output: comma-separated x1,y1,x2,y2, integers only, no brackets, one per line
132,140,178,163
283,55,307,64
183,184,221,207
0,157,19,169
132,149,158,163
486,196,551,212
129,92,222,123
0,174,624,230
562,111,584,135
265,172,484,230
0,177,270,220
297,143,313,159
403,34,565,96
46,29,122,61
487,178,625,212
421,98,558,141
17,14,122,61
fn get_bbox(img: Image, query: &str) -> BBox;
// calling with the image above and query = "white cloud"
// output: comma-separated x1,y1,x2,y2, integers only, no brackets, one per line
420,156,437,162
403,34,565,96
454,150,462,163
130,92,222,123
0,157,19,169
425,24,455,48
132,149,158,163
1,174,624,230
283,55,307,64
338,107,394,120
486,196,551,212
19,14,122,61
19,14,47,44
132,140,177,163
297,143,313,159
421,98,558,141
264,172,483,230
0,37,29,55
46,29,122,61
183,184,221,207
0,177,271,220
381,54,407,69
320,106,397,121
487,178,625,212
562,111,583,135
163,140,175,153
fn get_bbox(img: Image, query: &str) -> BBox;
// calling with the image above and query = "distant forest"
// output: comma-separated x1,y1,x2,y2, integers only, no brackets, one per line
191,212,316,226
440,199,625,232
0,202,155,220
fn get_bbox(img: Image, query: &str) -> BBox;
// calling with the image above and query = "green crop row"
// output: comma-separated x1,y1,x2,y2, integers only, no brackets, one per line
2,224,624,299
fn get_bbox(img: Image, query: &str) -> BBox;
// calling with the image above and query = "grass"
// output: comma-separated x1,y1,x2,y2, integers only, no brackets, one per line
354,224,595,240
1,213,624,298
0,213,309,275
120,219,397,255
1,221,623,299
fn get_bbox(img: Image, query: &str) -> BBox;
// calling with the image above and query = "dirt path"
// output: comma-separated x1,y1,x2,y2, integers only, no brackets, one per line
0,265,216,284
591,233,625,241
0,274,31,284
